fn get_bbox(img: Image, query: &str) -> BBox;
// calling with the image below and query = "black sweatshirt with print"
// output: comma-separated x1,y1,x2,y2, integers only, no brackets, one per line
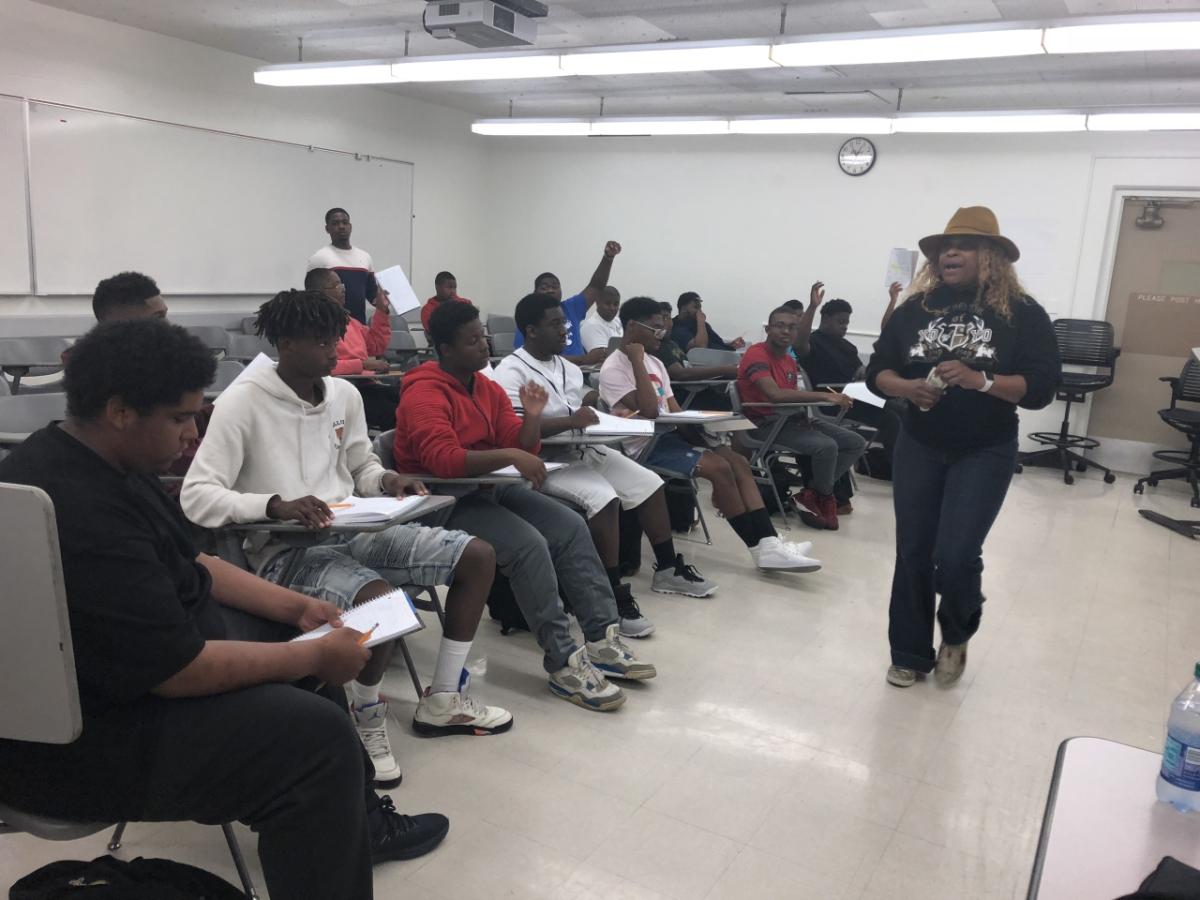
866,284,1061,452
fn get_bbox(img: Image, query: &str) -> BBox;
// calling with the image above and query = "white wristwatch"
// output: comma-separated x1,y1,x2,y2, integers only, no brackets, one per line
977,373,995,393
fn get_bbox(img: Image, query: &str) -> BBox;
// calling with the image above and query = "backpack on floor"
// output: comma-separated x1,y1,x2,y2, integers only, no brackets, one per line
486,570,529,635
10,855,243,900
663,478,698,534
855,446,892,481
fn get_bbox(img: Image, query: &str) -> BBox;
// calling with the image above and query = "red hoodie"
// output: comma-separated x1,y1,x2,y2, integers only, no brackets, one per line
393,361,539,477
333,312,390,376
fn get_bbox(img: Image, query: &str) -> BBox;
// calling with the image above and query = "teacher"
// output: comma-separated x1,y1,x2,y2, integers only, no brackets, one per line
866,206,1060,688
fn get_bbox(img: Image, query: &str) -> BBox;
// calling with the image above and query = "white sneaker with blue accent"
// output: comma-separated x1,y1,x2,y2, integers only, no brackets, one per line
549,645,626,711
587,623,657,681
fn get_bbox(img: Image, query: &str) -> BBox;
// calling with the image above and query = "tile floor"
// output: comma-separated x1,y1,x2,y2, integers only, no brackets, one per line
2,469,1198,899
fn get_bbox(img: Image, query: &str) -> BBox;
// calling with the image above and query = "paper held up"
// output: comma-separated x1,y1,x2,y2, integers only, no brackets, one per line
374,265,422,315
884,248,919,290
841,381,886,408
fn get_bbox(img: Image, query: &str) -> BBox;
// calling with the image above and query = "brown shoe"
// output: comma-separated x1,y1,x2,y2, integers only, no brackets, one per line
817,493,839,531
791,488,828,530
934,642,968,686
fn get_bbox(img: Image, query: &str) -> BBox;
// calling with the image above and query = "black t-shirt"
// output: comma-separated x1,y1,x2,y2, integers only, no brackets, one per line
654,335,689,372
801,331,864,386
865,285,1060,452
0,425,225,818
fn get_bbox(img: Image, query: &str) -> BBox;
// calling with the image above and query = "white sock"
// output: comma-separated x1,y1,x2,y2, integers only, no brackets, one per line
430,638,472,695
350,679,380,708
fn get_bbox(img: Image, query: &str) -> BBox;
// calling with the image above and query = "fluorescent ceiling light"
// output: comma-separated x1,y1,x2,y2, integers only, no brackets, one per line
390,53,563,82
770,28,1044,67
590,118,729,136
893,113,1086,133
559,43,774,76
730,117,893,135
471,119,590,136
1087,112,1200,131
254,61,397,86
1044,20,1200,54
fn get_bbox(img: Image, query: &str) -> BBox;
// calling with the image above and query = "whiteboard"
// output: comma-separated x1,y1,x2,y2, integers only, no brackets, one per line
0,96,32,294
28,102,413,295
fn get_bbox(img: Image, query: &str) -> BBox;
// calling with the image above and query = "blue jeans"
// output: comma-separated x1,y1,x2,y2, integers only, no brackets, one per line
889,430,1017,672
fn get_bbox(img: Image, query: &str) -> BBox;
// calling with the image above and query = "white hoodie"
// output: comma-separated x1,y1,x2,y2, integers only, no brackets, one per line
181,363,387,568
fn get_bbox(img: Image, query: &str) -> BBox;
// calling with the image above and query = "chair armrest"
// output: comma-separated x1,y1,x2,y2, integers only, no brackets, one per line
1160,376,1180,384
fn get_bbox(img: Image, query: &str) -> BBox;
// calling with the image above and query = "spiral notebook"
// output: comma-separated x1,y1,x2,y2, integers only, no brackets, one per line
290,589,422,648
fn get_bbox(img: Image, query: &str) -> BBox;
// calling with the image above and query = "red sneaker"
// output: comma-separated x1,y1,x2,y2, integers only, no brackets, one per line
791,488,828,530
818,493,840,531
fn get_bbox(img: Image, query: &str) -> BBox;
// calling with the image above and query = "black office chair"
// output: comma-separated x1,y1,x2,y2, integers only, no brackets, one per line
1134,358,1200,509
1017,318,1119,485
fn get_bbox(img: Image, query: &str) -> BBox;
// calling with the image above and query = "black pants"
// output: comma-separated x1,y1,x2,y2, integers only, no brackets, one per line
844,401,902,458
354,380,401,431
889,431,1017,673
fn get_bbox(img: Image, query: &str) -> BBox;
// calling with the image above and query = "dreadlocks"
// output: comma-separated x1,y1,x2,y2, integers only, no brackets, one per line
255,289,349,346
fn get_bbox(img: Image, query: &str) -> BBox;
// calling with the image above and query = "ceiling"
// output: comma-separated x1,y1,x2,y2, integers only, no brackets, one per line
31,0,1200,117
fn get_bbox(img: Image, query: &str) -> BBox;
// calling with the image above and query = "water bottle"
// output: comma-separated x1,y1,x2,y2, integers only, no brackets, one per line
1158,662,1200,812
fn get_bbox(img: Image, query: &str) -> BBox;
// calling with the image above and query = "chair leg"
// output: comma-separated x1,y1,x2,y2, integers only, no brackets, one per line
425,586,446,630
221,822,260,899
107,822,127,851
395,637,425,700
690,478,713,545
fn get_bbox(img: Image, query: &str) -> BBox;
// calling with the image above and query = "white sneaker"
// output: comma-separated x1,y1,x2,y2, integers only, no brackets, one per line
751,536,822,573
652,553,718,598
586,623,657,681
784,540,814,558
412,674,514,737
549,645,626,711
352,699,403,787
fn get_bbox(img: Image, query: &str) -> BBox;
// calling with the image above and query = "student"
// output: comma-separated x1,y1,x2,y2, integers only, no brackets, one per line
580,286,624,352
307,207,379,324
394,301,656,712
421,271,473,334
652,300,737,411
514,240,622,365
671,292,745,353
306,267,399,431
92,270,169,321
495,293,719,634
738,306,867,531
0,320,449,900
599,297,821,573
182,290,511,789
791,282,902,464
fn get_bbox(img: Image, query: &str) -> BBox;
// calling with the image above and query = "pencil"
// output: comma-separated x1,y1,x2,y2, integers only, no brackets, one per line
357,624,378,646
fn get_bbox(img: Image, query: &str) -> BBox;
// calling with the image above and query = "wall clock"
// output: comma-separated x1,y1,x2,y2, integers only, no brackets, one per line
838,137,876,176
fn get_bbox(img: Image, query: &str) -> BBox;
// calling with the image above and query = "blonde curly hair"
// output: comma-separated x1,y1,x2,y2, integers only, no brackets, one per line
906,241,1027,322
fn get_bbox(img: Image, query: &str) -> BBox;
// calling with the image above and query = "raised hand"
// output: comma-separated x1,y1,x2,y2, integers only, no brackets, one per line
604,240,622,258
520,382,550,418
809,281,825,310
888,281,903,304
374,287,392,314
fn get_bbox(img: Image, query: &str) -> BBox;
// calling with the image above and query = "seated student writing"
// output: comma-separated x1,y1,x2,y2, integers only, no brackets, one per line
598,296,821,574
738,305,867,532
516,240,623,366
181,290,511,791
494,293,719,637
393,301,656,712
306,266,400,431
0,320,448,900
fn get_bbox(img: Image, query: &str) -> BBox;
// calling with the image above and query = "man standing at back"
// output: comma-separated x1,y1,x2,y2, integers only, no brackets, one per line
307,207,379,324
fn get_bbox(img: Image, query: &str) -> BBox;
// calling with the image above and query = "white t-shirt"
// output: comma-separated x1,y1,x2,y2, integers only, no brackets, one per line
580,313,623,352
493,348,586,417
598,350,674,456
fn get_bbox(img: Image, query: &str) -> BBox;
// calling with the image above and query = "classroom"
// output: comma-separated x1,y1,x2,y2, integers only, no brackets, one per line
1,1,1199,898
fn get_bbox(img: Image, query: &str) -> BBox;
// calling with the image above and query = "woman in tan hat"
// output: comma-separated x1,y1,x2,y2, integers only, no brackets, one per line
865,206,1060,689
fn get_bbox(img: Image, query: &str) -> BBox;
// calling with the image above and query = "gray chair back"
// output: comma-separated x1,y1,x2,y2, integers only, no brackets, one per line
0,336,73,368
0,484,81,744
226,334,276,361
211,359,245,393
0,393,69,443
185,325,232,353
491,332,515,356
240,316,258,335
686,347,739,367
1178,358,1200,405
486,314,516,335
608,336,624,351
373,429,397,469
401,308,425,327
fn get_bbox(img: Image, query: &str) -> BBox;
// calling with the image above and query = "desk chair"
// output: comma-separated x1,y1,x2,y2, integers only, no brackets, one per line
607,336,623,351
491,332,516,357
728,382,820,526
386,330,435,370
209,359,245,395
0,337,72,395
1017,318,1119,485
686,347,739,368
239,316,258,335
185,326,233,358
486,314,516,336
225,334,276,362
1134,358,1200,509
0,483,258,899
0,393,68,447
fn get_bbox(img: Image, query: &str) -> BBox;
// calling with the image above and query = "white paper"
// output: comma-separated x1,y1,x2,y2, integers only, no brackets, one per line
291,588,421,648
584,410,655,435
884,248,919,290
329,494,427,525
214,352,273,402
374,264,421,316
840,381,886,409
491,462,568,478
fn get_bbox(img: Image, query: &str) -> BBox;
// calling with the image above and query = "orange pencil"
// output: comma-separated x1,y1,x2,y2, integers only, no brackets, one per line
357,624,379,646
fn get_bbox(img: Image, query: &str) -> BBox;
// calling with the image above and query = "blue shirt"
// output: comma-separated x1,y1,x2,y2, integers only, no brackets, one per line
514,291,588,357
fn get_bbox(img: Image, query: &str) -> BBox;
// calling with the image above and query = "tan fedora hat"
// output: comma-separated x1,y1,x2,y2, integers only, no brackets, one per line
918,206,1020,262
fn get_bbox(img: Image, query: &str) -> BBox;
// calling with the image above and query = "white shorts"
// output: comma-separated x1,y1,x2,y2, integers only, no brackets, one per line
540,445,664,518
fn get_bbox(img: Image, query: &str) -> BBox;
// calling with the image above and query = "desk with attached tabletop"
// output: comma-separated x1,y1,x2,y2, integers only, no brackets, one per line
541,433,634,448
674,378,732,409
222,494,456,588
1029,737,1200,899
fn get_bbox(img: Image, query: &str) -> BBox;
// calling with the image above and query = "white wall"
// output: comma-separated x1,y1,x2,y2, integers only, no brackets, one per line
0,0,490,321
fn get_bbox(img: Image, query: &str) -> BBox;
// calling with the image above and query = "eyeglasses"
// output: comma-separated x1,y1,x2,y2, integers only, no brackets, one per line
631,320,667,339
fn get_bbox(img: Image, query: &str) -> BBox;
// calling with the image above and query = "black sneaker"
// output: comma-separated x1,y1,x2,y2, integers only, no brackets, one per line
614,583,655,639
367,795,449,864
651,554,718,598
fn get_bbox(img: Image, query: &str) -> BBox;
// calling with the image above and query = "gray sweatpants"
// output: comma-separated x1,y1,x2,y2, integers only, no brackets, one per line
445,483,617,673
758,418,867,495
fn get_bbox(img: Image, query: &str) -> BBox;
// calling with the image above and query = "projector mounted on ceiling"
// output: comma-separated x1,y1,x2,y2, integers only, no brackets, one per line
424,1,548,48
